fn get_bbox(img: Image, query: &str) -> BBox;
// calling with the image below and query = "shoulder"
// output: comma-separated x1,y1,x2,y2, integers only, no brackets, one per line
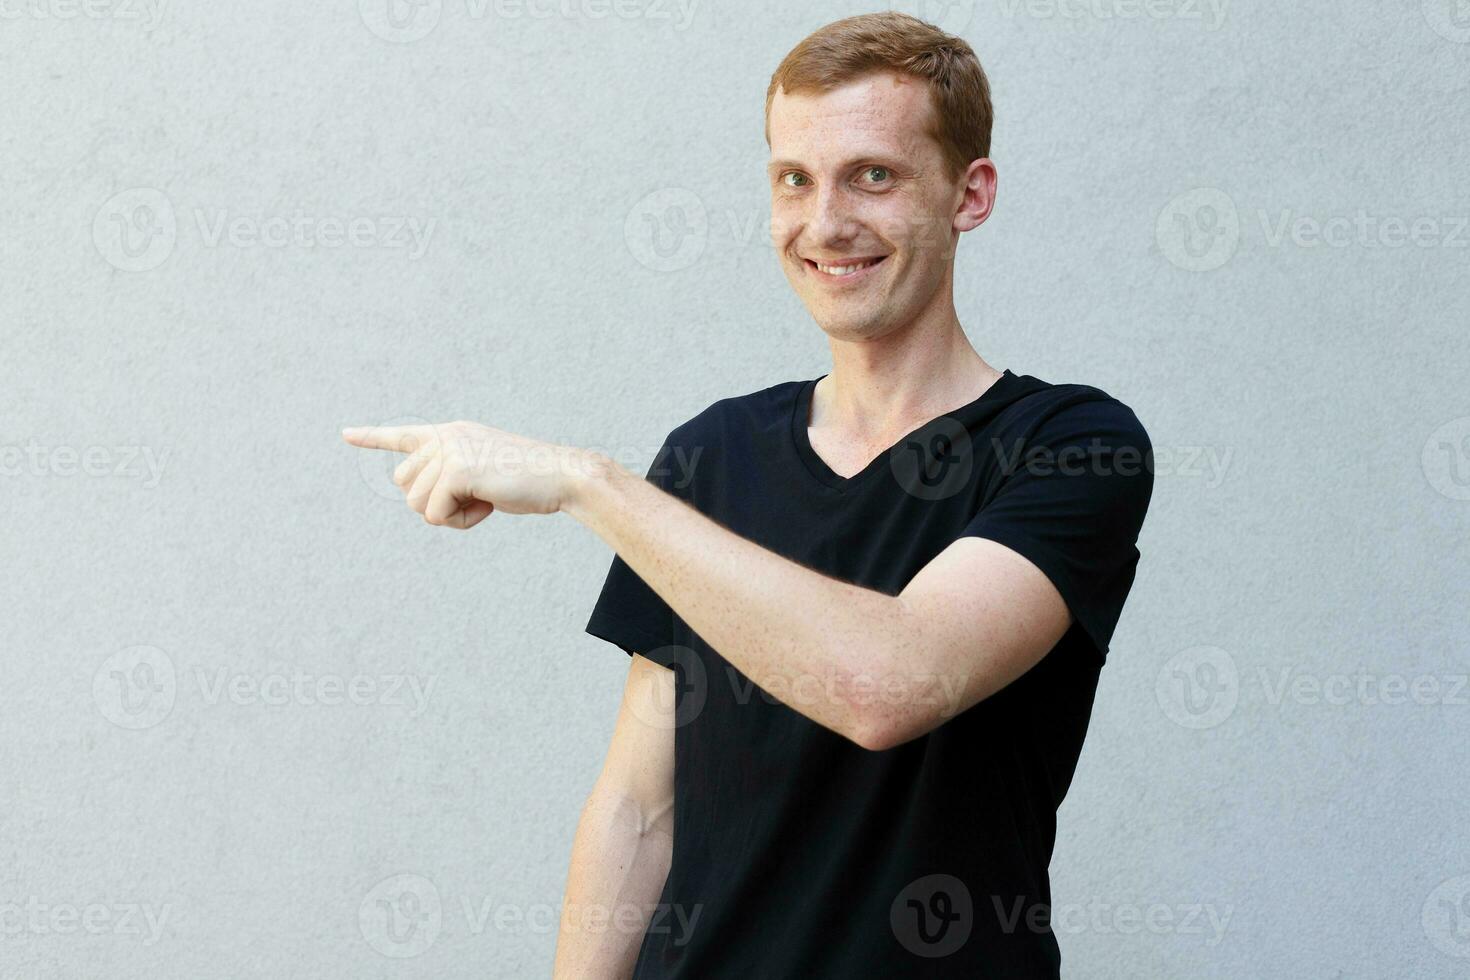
663,377,808,448
644,379,806,501
1000,374,1151,452
982,376,1155,523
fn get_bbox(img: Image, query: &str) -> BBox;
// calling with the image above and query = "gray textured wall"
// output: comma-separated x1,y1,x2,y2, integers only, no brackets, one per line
3,1,1467,977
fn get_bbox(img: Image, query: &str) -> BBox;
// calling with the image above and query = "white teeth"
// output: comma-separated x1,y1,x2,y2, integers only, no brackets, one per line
815,258,879,276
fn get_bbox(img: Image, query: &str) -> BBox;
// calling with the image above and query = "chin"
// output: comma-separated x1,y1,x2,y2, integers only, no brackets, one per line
809,308,885,341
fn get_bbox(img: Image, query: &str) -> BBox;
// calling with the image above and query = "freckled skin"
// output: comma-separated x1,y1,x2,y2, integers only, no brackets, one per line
766,72,1007,477
345,70,1069,755
768,72,971,345
346,52,1088,980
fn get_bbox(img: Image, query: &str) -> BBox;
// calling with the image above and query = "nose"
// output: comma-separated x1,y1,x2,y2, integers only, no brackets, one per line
807,185,860,252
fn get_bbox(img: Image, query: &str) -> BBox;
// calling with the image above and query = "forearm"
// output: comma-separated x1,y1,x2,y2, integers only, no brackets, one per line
553,790,673,979
563,453,919,748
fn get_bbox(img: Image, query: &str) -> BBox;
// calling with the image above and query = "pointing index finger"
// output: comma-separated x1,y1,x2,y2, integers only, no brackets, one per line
341,424,436,453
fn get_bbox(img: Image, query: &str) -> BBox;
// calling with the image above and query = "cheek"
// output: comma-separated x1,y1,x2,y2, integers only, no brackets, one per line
869,191,948,249
857,199,916,247
770,200,804,248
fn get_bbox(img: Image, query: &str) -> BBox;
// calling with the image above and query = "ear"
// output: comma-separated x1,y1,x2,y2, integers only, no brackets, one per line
953,158,997,233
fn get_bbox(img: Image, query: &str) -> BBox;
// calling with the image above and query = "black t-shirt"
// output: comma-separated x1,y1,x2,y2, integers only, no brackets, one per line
584,368,1154,978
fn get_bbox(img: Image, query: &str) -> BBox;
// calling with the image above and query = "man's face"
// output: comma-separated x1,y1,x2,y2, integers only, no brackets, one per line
767,71,964,342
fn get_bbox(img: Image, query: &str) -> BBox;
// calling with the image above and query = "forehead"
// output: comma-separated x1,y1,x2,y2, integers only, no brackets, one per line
768,71,940,166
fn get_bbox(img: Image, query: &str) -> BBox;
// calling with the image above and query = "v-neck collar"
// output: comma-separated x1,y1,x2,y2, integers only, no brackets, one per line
789,369,1019,492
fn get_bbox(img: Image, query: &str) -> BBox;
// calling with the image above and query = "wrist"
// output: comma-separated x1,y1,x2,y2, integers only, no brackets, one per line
558,447,622,520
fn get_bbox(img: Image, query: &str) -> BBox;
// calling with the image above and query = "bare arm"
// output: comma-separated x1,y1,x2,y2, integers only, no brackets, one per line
562,456,1072,750
342,422,1073,751
553,653,675,979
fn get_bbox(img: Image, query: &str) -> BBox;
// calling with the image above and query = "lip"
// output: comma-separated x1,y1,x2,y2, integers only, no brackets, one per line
803,254,889,285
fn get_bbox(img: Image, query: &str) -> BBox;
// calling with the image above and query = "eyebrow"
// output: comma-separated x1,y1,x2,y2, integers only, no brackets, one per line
766,153,906,175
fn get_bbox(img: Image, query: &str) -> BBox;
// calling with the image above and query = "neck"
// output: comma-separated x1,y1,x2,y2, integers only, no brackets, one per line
811,300,1002,439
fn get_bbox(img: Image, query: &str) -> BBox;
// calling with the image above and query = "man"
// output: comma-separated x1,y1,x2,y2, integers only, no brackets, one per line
344,11,1153,978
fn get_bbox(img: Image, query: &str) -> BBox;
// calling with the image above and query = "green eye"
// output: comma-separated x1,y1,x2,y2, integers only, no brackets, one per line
782,172,810,187
863,166,890,183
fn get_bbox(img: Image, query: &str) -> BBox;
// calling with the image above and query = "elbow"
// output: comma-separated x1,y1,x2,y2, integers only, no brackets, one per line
849,719,891,753
849,710,929,753
854,727,898,753
838,657,934,753
839,651,938,754
843,598,947,752
834,599,950,752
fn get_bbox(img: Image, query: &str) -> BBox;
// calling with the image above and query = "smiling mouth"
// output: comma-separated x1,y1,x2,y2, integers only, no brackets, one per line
804,254,888,280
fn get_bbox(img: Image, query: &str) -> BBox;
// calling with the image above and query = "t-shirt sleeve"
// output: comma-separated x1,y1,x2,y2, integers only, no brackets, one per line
959,396,1154,662
583,430,687,669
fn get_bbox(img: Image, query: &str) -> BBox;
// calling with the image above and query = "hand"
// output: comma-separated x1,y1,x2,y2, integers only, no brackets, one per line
342,420,592,528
